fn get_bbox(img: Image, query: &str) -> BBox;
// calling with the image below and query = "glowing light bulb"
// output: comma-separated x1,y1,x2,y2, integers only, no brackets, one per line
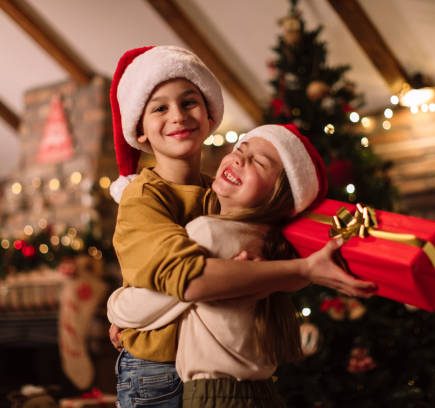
382,120,391,130
324,124,335,135
70,172,82,184
99,176,111,189
384,108,393,119
225,131,238,143
346,184,356,194
349,112,360,123
11,182,22,194
213,134,224,147
301,307,311,317
203,135,214,146
49,178,60,191
361,137,369,147
390,95,399,105
24,225,34,236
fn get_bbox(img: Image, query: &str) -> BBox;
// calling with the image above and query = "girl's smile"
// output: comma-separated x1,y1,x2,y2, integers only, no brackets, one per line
212,137,283,215
222,168,242,186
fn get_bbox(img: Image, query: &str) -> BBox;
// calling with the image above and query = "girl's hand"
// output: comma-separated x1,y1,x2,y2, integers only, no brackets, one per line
302,238,377,298
109,323,123,351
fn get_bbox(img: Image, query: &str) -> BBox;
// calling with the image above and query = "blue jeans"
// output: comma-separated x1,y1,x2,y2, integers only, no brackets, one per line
115,349,182,408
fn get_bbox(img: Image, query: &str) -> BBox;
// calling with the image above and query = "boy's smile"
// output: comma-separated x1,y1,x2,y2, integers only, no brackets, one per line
166,126,199,140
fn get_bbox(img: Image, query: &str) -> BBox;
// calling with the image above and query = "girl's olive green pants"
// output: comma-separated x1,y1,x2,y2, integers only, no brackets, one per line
183,378,286,408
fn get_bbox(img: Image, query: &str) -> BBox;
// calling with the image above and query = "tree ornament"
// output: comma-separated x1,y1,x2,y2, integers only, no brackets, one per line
346,298,366,320
327,159,354,188
347,347,376,373
306,80,330,101
285,72,300,90
320,297,346,320
271,98,285,117
321,96,336,113
279,15,302,46
300,322,321,356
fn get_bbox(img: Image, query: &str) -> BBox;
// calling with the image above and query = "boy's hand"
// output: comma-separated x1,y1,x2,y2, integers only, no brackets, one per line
109,323,123,351
302,238,377,298
232,250,263,262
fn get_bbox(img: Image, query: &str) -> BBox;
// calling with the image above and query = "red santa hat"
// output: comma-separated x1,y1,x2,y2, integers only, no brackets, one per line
109,45,224,203
235,123,328,214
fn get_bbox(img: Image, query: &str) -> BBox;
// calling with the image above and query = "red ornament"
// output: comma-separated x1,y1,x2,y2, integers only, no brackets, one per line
342,103,353,113
271,98,285,116
22,244,36,258
320,297,346,320
13,240,24,250
76,283,93,300
347,347,376,373
327,159,353,187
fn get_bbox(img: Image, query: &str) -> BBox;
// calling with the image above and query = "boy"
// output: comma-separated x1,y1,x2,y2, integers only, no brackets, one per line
110,45,223,407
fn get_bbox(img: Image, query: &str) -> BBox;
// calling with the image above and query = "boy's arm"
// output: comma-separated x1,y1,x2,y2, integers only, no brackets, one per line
107,287,190,330
114,185,208,299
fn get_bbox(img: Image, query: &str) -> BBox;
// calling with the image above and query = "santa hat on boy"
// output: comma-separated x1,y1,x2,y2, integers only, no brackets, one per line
109,45,224,203
235,123,328,215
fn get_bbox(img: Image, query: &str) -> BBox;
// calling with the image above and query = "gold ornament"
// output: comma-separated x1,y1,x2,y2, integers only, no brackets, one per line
306,81,330,101
346,298,366,320
279,16,302,46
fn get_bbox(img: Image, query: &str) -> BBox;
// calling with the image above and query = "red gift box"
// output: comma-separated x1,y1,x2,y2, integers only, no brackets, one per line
283,199,435,311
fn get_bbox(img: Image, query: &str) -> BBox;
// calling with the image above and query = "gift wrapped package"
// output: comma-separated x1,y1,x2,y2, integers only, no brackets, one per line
283,199,435,311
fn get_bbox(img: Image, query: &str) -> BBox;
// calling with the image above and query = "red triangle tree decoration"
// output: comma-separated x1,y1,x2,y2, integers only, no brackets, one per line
37,95,75,164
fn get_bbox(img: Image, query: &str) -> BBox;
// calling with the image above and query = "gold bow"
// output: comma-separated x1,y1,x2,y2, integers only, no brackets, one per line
308,203,435,268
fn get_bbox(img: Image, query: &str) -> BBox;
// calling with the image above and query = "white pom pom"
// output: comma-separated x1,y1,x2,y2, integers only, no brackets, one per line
110,175,137,203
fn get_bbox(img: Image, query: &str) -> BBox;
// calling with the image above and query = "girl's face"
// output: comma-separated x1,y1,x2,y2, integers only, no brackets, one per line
212,137,283,215
138,78,212,161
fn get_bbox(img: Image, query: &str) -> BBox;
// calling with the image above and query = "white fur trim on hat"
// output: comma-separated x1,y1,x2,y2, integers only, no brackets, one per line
235,125,319,214
117,46,224,152
110,174,138,204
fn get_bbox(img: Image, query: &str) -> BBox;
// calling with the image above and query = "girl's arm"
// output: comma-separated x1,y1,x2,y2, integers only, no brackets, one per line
184,238,376,302
107,287,190,330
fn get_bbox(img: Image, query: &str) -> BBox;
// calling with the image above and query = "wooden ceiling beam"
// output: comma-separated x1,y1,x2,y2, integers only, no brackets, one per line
0,99,21,131
327,0,410,94
147,0,263,124
0,0,94,84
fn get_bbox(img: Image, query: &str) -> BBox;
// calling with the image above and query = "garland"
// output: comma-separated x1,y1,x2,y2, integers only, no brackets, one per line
0,223,115,279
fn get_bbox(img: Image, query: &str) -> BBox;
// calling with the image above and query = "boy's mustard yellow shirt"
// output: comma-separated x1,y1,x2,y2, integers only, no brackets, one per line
113,167,212,361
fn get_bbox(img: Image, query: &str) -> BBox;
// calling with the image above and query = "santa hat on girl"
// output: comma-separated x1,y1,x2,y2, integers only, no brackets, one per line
109,45,224,203
235,123,328,215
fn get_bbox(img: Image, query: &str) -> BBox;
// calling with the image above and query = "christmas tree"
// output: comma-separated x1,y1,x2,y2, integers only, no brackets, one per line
267,1,435,406
265,0,395,209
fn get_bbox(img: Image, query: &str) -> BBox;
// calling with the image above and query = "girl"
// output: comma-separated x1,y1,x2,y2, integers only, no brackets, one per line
108,124,372,407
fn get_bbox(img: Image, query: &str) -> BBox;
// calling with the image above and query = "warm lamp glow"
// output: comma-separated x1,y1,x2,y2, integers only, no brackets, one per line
400,87,435,107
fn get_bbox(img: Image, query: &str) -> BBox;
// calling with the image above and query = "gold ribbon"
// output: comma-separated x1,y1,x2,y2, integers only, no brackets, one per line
308,203,435,268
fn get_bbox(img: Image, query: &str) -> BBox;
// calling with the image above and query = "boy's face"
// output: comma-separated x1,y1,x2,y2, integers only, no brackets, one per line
212,137,283,214
138,78,213,160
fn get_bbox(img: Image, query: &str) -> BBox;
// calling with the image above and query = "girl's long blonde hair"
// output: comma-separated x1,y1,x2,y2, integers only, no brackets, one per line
207,171,303,364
